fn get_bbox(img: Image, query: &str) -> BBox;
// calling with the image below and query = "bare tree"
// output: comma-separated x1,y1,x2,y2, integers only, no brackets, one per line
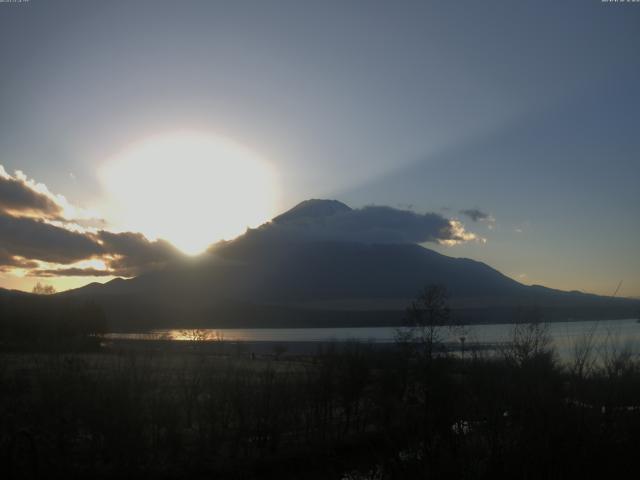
32,282,56,295
180,328,213,343
570,322,599,379
397,285,452,361
502,307,553,366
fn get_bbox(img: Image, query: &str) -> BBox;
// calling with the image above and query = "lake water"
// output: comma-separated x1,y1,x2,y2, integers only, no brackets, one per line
106,318,640,360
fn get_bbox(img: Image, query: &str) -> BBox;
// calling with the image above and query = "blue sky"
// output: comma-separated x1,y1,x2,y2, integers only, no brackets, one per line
0,0,638,296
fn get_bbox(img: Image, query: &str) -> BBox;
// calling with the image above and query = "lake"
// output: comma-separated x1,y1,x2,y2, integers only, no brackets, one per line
105,318,640,360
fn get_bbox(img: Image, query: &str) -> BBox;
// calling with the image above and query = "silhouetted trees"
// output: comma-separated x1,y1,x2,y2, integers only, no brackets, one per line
0,294,107,350
501,307,553,367
2,337,638,479
32,282,57,295
397,284,452,361
1,288,640,478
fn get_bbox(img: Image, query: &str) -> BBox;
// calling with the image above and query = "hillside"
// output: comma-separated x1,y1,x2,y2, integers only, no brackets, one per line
59,200,639,329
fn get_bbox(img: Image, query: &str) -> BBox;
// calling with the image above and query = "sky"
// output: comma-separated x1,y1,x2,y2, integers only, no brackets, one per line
0,0,639,297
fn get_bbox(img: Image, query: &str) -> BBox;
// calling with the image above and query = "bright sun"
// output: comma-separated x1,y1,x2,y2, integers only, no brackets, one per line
99,132,278,255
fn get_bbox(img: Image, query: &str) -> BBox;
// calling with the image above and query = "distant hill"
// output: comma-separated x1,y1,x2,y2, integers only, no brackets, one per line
0,287,30,298
62,200,640,330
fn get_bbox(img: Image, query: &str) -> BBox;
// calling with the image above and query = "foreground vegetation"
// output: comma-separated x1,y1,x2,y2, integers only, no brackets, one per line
1,287,640,479
1,337,639,478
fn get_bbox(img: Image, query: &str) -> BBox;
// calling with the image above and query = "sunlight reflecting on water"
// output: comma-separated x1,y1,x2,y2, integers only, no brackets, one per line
103,319,640,360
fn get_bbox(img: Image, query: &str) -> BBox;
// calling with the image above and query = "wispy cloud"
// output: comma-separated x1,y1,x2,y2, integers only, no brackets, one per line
459,208,496,230
460,208,495,224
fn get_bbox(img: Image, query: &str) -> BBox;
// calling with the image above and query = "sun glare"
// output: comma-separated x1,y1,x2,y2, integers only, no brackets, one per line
99,132,278,255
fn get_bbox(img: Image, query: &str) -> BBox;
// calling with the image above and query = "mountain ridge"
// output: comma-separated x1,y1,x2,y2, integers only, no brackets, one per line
56,199,639,328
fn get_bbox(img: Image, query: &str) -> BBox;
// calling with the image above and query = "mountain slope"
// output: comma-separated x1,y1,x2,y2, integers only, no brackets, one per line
272,199,351,224
63,200,639,328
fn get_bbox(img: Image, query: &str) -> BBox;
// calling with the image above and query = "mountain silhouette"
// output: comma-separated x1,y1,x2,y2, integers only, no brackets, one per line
272,198,352,224
62,200,638,329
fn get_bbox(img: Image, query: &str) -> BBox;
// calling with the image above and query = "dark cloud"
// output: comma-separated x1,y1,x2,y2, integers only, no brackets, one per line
0,247,39,272
0,213,183,277
97,231,184,277
0,213,102,264
27,267,115,277
0,188,477,282
0,164,183,280
0,167,64,219
460,208,491,222
323,206,457,244
262,202,479,245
